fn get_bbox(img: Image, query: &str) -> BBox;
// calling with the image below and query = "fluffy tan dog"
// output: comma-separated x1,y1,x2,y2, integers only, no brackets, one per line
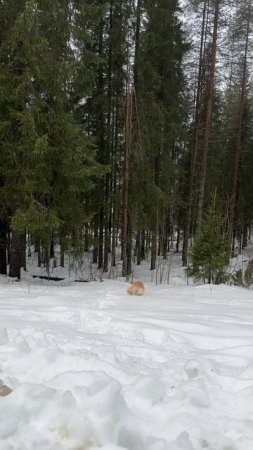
127,280,144,295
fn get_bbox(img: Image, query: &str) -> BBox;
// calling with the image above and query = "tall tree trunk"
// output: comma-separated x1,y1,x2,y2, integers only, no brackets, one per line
196,0,220,235
111,171,117,268
93,215,98,264
230,3,250,247
122,86,133,277
126,213,132,276
103,1,113,273
182,0,207,265
97,6,106,271
98,207,104,269
134,0,141,88
103,175,110,272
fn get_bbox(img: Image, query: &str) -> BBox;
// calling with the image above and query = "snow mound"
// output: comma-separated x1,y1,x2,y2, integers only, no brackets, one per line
0,281,252,449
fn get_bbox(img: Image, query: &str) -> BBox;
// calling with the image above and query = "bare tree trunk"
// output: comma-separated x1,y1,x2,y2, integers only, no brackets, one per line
50,238,54,259
9,230,22,279
150,230,157,271
0,220,7,275
38,244,41,267
20,233,26,271
97,6,106,270
98,207,104,269
60,241,65,268
230,2,250,247
242,224,248,249
196,0,220,235
183,0,208,265
141,230,145,261
43,244,50,273
126,213,132,276
134,0,141,88
103,1,114,273
93,215,98,264
111,174,117,267
103,176,110,272
122,86,133,277
136,230,141,265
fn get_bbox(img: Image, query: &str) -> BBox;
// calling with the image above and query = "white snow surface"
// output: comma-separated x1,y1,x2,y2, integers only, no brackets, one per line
0,280,253,450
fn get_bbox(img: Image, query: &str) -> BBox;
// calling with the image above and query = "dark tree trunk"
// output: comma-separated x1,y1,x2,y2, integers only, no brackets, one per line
9,230,22,279
98,207,104,269
183,0,207,266
60,239,65,267
0,220,7,275
230,5,250,246
43,244,49,272
111,181,117,268
84,225,89,252
50,239,54,259
140,230,145,260
93,216,98,264
136,230,141,265
196,0,220,235
20,233,26,271
103,176,110,272
150,231,156,271
242,225,248,249
126,213,132,277
122,87,132,276
38,245,41,267
176,228,180,253
134,0,141,88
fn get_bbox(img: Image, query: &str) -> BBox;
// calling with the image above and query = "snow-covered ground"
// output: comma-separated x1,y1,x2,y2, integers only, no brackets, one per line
0,278,253,450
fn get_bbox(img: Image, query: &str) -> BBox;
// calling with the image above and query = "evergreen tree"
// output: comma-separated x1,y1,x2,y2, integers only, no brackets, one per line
188,192,230,284
134,0,188,270
0,0,102,277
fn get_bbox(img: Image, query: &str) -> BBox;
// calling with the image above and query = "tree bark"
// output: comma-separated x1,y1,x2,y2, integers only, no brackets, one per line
122,86,133,277
98,207,104,269
0,220,7,275
230,2,250,246
182,0,207,265
196,0,220,236
20,233,26,271
9,230,22,279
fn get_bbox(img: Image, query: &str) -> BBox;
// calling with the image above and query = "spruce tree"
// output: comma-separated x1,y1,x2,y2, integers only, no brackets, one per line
188,192,230,284
0,0,103,277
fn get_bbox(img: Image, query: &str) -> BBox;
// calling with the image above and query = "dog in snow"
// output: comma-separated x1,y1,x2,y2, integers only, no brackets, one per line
127,280,144,296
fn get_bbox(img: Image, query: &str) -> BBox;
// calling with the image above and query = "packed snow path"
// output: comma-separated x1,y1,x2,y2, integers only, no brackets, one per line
0,281,253,450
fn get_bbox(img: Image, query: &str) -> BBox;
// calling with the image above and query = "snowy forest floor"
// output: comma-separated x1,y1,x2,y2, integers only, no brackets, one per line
0,275,253,449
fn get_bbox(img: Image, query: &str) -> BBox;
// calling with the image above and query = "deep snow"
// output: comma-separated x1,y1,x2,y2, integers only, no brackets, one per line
0,279,253,450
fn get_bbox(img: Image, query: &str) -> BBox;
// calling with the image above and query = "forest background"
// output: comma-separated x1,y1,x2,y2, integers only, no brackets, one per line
0,0,252,285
